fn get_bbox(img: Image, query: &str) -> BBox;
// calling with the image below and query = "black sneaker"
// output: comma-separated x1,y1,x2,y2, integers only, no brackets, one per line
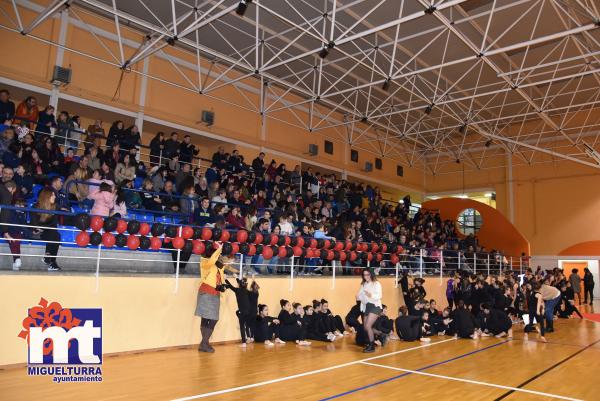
48,263,62,271
42,257,52,266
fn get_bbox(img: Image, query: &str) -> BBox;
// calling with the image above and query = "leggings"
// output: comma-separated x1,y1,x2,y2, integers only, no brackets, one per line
236,311,253,343
41,229,60,261
584,286,594,304
535,313,545,336
447,298,454,310
201,318,217,329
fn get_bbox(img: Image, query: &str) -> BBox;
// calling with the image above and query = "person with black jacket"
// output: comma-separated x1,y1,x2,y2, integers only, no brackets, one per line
31,188,62,271
583,268,595,305
480,304,513,338
292,303,311,345
304,305,335,342
179,135,199,165
395,305,429,342
149,132,164,166
106,120,124,148
195,198,215,226
321,299,347,336
252,152,265,175
345,299,362,333
374,305,395,345
558,282,583,319
277,299,310,345
450,301,479,339
0,181,21,270
163,132,180,160
254,304,285,346
225,277,253,347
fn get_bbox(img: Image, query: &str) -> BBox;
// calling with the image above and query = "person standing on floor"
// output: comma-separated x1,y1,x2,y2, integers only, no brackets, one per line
195,242,235,353
583,268,595,306
225,277,252,347
569,269,582,306
540,281,561,334
357,269,383,353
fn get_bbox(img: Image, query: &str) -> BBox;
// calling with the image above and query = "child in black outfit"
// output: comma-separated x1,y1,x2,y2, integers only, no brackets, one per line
374,305,395,346
224,277,252,347
558,282,583,319
395,306,430,343
345,299,362,334
277,299,311,346
321,299,347,337
254,304,285,346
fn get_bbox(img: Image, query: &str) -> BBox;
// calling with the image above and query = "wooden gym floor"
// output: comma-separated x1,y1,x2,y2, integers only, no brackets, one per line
1,303,599,401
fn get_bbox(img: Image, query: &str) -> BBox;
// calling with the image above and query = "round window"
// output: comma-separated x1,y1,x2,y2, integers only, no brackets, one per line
457,208,482,235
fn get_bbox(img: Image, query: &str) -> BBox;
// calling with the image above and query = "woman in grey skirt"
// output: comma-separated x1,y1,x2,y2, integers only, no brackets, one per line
195,241,232,353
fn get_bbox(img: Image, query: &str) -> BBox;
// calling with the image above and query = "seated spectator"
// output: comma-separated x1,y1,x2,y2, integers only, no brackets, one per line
1,182,26,270
14,96,38,128
86,146,101,171
195,197,214,226
152,166,168,193
112,187,127,218
22,149,46,184
63,148,79,165
14,165,33,198
2,141,21,169
212,189,228,208
161,180,179,212
252,152,265,175
103,143,122,170
38,136,63,175
195,176,209,198
141,178,162,211
179,183,197,222
115,154,136,185
54,110,71,143
121,179,142,210
89,182,115,217
99,160,115,183
226,206,245,230
64,167,89,203
175,162,192,192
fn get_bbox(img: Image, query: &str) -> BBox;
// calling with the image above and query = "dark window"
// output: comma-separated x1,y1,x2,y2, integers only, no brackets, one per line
375,158,382,170
324,140,333,154
350,149,358,162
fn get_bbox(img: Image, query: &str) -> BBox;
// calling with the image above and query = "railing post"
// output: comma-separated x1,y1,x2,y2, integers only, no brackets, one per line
519,256,523,275
174,226,181,294
94,243,102,293
510,256,513,274
473,252,477,274
239,254,244,280
331,257,336,290
439,250,443,285
159,149,163,166
289,256,294,292
394,260,399,289
458,250,461,271
419,248,423,278
487,253,490,276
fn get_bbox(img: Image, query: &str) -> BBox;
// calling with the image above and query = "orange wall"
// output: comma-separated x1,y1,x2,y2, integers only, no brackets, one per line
422,198,530,257
0,2,423,195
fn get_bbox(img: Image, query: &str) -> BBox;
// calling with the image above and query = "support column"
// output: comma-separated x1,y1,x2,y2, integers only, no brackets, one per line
506,150,515,224
49,8,69,109
135,57,150,133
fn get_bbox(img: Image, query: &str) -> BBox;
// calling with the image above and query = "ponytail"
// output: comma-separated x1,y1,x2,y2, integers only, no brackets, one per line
280,299,289,308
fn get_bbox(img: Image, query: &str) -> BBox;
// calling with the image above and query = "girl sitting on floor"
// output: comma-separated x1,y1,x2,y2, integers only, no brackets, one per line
254,304,285,346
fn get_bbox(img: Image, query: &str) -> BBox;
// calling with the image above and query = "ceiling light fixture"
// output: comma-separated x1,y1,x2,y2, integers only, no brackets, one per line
236,0,252,16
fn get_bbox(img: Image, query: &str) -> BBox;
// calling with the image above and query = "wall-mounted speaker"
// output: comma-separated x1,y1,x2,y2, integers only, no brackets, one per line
350,149,358,162
324,140,333,154
397,165,404,177
375,158,382,170
51,66,71,86
308,144,319,156
364,162,373,172
201,110,215,126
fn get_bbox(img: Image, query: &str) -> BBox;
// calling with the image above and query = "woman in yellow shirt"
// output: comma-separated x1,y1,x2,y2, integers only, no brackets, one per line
195,241,236,353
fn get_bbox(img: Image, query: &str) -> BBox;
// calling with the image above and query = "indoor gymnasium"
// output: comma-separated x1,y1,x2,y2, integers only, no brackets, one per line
1,0,600,400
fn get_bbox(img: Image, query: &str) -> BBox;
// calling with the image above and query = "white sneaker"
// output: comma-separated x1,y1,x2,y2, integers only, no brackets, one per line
274,338,286,344
12,258,21,271
264,340,274,346
420,337,431,343
240,342,247,348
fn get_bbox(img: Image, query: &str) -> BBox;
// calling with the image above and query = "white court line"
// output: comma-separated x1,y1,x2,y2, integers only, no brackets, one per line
360,361,584,401
170,338,455,401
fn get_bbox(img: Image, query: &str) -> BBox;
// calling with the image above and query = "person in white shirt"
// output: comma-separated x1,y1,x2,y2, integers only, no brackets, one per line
357,269,383,353
278,214,294,236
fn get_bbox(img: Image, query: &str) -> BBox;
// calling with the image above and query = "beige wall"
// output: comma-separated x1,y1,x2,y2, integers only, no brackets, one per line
1,274,451,366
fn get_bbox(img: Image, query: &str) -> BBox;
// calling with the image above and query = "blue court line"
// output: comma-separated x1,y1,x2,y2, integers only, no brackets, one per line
319,340,511,401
